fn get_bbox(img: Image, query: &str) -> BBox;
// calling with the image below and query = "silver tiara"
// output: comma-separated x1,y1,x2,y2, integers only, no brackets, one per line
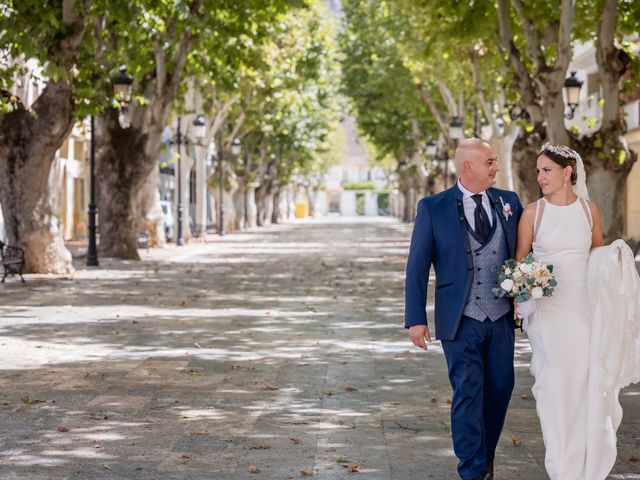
539,142,580,161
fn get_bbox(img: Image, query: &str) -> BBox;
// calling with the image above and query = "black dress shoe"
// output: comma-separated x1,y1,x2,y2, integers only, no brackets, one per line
483,460,494,480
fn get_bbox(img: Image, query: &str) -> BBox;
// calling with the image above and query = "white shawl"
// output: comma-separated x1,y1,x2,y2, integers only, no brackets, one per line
587,239,640,391
585,239,640,479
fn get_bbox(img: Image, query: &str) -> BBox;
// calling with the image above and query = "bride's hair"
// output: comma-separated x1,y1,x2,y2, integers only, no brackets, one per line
538,142,578,185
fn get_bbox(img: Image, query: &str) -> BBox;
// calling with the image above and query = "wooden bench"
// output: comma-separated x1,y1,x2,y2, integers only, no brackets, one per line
0,240,25,283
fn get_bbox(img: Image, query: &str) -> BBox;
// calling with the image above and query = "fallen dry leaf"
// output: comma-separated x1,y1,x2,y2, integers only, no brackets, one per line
290,437,301,444
93,443,101,449
324,391,335,396
248,465,260,473
57,427,69,433
180,454,190,459
193,343,202,349
430,398,437,404
512,438,522,446
264,383,279,391
345,385,358,392
521,394,530,400
342,464,360,473
250,444,271,450
629,455,639,462
300,470,313,476
446,399,452,405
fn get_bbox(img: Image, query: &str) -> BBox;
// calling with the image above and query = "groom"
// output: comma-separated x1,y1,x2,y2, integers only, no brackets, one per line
405,138,523,480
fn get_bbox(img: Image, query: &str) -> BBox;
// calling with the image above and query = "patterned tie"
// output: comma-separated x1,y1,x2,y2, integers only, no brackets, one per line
472,194,491,243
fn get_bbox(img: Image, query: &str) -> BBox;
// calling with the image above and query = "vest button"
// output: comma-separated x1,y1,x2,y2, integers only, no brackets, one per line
468,266,473,271
475,296,480,300
477,282,482,285
466,249,471,254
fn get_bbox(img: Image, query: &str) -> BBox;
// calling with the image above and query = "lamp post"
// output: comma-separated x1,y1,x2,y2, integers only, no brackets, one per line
173,114,206,246
192,114,207,237
243,152,250,229
218,137,241,236
87,66,133,267
425,138,450,190
175,117,185,246
447,116,465,188
563,71,583,119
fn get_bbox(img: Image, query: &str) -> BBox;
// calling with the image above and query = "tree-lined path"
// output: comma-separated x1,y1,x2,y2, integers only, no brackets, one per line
0,218,639,479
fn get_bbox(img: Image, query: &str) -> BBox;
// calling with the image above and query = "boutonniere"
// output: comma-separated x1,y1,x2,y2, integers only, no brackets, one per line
499,197,513,221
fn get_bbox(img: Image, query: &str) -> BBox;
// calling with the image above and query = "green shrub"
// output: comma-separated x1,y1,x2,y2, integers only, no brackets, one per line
343,181,376,190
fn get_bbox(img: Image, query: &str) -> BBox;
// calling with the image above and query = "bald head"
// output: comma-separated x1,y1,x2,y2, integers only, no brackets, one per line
454,138,500,192
454,138,493,170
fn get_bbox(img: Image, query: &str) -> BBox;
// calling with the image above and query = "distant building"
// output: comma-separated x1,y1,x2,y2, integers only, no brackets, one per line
319,117,387,216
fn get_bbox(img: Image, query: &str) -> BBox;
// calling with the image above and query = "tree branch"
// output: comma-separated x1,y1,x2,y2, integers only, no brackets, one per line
495,1,544,124
510,0,546,71
417,83,448,137
438,80,457,116
556,0,574,72
596,0,625,130
469,51,498,135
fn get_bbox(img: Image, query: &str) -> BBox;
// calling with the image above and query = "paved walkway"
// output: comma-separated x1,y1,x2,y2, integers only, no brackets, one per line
0,217,638,480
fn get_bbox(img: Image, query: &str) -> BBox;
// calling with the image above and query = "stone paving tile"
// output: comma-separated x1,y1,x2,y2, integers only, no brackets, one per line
0,217,638,479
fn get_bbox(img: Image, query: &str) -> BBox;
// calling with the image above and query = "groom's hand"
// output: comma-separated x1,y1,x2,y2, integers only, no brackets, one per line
409,325,432,350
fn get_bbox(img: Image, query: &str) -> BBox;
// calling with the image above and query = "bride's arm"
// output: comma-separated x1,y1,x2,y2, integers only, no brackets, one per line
515,202,536,260
589,201,604,248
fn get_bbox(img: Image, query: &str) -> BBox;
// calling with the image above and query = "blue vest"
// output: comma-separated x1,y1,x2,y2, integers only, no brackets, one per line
462,208,511,322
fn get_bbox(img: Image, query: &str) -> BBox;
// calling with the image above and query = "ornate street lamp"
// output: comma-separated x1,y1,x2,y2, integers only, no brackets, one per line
425,137,451,189
87,66,133,267
449,116,464,142
193,114,206,141
564,71,583,119
218,137,241,236
425,138,437,158
111,66,134,129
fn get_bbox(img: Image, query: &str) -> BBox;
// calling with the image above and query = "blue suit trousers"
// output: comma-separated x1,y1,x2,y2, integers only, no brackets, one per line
441,313,515,479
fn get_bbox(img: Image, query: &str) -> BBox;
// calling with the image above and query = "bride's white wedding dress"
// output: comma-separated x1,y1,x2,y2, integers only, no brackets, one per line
525,196,640,480
527,197,593,479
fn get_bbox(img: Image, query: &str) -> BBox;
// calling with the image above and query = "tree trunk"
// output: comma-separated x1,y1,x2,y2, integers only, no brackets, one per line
232,181,245,231
96,111,154,259
255,182,272,227
271,187,281,224
512,125,545,206
0,82,74,274
576,133,637,241
489,124,520,191
305,184,316,216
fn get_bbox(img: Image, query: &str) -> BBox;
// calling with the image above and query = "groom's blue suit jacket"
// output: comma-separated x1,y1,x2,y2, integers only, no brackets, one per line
405,185,523,341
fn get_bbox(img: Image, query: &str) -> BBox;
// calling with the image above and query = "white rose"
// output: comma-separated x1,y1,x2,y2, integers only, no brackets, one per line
513,271,523,280
519,263,533,274
504,268,512,275
531,286,544,299
500,279,514,291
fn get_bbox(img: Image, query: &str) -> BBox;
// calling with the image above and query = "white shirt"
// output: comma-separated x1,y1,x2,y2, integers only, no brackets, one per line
457,180,493,230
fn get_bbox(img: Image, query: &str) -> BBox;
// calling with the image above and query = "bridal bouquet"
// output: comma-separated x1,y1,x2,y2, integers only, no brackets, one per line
492,253,557,307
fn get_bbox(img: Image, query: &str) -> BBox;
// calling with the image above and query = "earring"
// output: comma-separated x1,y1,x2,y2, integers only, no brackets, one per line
563,176,567,188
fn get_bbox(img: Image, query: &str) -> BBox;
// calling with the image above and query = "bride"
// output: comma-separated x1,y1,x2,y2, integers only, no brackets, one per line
515,142,640,479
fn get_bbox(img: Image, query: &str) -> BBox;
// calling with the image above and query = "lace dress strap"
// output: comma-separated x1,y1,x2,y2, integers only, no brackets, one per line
533,198,545,242
579,197,593,229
